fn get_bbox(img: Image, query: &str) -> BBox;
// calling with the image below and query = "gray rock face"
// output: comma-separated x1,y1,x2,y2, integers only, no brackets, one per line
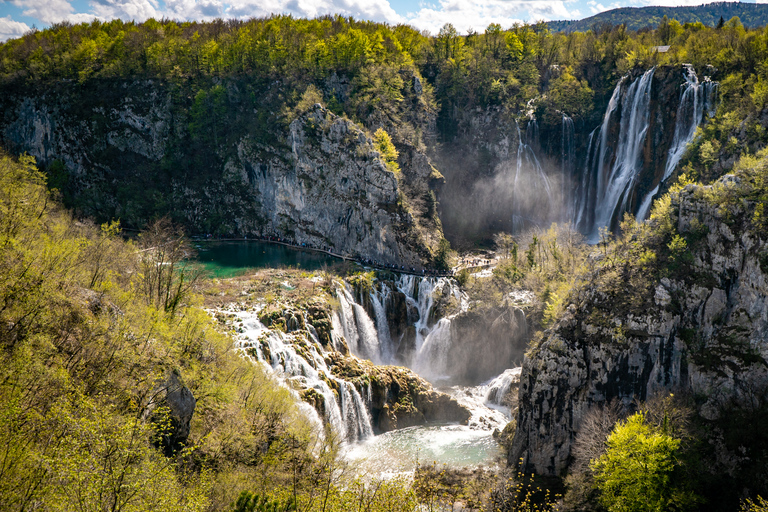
145,370,196,449
511,175,768,476
0,82,435,266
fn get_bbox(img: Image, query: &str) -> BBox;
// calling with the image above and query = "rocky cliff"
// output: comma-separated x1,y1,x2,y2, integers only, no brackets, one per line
0,79,439,266
511,164,768,481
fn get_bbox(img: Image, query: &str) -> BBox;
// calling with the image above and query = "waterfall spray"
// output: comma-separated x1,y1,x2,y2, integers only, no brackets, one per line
512,119,554,231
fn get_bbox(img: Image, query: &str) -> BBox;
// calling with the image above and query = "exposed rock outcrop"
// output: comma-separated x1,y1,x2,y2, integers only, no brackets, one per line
326,352,470,432
144,370,196,452
512,170,768,476
0,81,439,266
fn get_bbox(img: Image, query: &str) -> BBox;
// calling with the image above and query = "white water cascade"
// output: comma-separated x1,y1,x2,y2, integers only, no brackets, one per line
573,66,718,237
636,65,719,220
336,274,467,374
335,284,382,364
231,307,374,443
590,67,656,240
485,368,522,406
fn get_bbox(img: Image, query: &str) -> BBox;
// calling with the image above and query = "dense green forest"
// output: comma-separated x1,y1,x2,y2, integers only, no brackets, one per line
548,2,768,33
2,13,768,168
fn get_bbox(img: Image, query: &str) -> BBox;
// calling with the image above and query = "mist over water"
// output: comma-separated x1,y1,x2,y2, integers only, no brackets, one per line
438,65,718,244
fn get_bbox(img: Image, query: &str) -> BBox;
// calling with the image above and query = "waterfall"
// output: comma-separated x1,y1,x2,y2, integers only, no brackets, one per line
485,368,522,406
636,65,719,220
336,284,382,364
369,282,393,363
234,310,374,443
512,119,554,231
562,114,576,220
590,67,656,240
413,318,454,383
334,274,468,379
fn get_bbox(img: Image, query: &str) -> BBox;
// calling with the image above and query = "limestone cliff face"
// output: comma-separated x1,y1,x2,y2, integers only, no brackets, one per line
0,80,437,266
511,172,768,476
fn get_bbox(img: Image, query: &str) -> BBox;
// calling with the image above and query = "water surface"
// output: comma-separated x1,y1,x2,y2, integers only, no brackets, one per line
193,241,339,278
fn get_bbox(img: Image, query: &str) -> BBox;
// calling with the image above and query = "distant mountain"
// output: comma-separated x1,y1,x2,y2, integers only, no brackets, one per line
548,2,768,32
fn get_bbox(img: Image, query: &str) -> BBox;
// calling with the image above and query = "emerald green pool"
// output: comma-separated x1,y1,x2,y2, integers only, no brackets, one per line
192,241,340,278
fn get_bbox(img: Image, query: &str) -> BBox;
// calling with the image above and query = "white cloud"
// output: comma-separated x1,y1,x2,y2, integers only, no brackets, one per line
164,0,226,20
0,15,30,41
89,0,161,21
11,0,75,23
222,0,402,23
636,0,719,6
403,0,573,34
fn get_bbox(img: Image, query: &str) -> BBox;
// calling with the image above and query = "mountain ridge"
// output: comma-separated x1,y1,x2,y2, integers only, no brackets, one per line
548,1,768,32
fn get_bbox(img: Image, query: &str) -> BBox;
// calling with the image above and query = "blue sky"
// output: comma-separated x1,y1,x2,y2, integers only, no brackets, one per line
0,0,749,41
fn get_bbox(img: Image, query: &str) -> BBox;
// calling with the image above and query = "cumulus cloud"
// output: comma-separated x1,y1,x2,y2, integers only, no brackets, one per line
164,0,226,20
11,0,75,23
404,0,574,34
89,0,162,21
586,0,608,14
223,0,402,23
636,0,718,6
0,15,30,41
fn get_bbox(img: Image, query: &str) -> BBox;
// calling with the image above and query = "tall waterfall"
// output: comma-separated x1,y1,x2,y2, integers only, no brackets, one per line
574,65,718,237
636,65,719,220
336,275,467,379
591,67,656,239
232,308,374,443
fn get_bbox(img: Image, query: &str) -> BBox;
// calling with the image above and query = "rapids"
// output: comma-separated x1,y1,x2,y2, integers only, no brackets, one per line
222,273,522,476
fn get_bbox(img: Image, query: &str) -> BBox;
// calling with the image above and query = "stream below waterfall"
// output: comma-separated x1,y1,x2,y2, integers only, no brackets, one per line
346,371,519,477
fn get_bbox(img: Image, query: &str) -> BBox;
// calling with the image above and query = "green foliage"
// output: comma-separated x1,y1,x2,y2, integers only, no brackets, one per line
0,151,332,511
592,412,698,512
373,127,400,176
232,492,296,512
743,496,768,512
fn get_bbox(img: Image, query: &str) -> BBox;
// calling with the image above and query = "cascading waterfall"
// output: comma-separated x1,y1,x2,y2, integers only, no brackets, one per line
233,309,374,443
368,282,394,363
336,284,382,364
636,65,719,220
590,67,656,240
336,274,467,376
413,318,454,382
485,368,522,406
574,66,718,237
574,127,599,231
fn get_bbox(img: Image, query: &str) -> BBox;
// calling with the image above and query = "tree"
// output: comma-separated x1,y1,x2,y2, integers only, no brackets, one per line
591,412,698,512
373,128,400,176
137,217,202,316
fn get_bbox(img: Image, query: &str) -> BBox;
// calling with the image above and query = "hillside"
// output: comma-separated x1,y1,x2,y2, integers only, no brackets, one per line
548,2,768,32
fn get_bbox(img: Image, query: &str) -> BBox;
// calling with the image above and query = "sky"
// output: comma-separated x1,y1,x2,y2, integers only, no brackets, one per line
0,0,758,42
